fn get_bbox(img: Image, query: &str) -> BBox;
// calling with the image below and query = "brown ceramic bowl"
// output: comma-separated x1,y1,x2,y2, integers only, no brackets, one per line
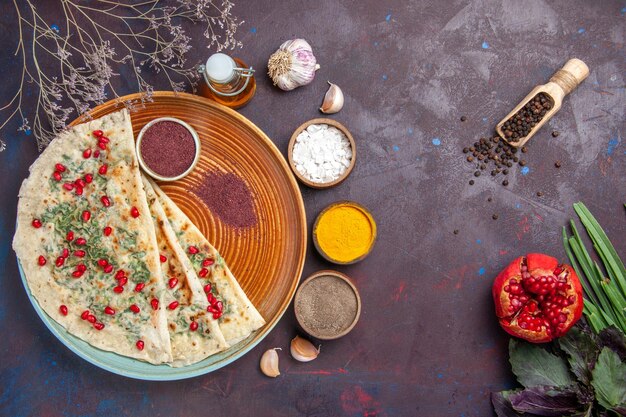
312,201,377,265
287,118,356,189
294,270,361,340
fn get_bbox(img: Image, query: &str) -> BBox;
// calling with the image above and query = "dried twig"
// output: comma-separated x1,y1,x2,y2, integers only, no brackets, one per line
1,0,243,151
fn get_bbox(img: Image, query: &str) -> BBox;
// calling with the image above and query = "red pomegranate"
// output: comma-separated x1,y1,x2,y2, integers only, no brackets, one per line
492,253,583,343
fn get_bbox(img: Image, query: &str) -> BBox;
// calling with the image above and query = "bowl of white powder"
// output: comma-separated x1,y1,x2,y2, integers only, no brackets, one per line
288,118,356,189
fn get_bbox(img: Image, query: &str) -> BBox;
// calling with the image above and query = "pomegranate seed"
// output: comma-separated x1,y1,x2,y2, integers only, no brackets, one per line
150,299,159,310
63,183,74,191
76,264,86,272
103,226,112,236
99,136,110,144
93,150,100,158
55,163,66,172
61,248,69,258
84,173,93,183
73,250,85,257
97,259,108,267
97,141,107,150
81,310,90,320
203,284,211,293
168,301,179,310
38,256,47,266
55,257,65,267
75,238,86,245
207,306,217,314
188,246,199,254
130,207,140,218
83,149,92,159
75,186,83,196
75,179,86,188
135,283,145,292
32,219,42,228
98,164,108,175
215,301,223,312
87,314,96,323
93,322,105,331
160,254,167,263
53,171,62,181
115,270,126,280
118,277,128,286
202,258,214,267
136,340,144,351
66,231,74,241
190,321,198,331
93,129,104,137
82,210,91,222
198,268,208,278
104,306,115,315
113,286,124,293
213,311,222,320
207,293,216,304
72,270,84,278
101,196,111,207
129,304,140,314
104,265,114,274
168,277,178,288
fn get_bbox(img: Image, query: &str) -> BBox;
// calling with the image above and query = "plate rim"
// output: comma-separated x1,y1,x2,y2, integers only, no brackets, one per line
17,91,307,380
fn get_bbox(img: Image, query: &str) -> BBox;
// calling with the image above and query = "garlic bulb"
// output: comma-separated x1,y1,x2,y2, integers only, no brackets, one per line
268,39,320,91
260,348,281,377
290,335,320,362
320,82,344,114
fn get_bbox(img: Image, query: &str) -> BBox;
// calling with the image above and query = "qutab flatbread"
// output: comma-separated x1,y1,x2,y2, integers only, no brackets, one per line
148,178,266,345
13,109,172,364
142,177,228,366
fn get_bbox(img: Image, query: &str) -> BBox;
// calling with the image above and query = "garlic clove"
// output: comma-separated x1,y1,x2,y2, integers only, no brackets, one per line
290,335,320,362
260,348,281,377
320,82,344,114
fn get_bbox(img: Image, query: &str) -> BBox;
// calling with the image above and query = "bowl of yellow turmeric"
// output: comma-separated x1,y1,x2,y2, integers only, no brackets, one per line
312,201,377,265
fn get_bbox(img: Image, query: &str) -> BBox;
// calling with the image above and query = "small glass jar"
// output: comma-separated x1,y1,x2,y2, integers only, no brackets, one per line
198,53,256,109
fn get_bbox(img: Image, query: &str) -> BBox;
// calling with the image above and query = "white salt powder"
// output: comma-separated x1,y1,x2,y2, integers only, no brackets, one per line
292,124,352,183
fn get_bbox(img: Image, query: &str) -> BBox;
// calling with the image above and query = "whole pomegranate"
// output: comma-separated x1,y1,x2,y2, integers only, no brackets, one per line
492,253,583,343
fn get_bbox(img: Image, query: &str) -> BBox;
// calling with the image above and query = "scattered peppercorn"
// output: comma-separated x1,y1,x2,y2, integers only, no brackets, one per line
487,197,493,202
469,180,475,185
460,116,467,122
519,160,527,167
551,130,559,137
555,161,562,168
536,191,544,197
492,214,499,220
474,171,481,177
521,146,528,153
502,179,509,186
453,229,459,235
500,93,554,142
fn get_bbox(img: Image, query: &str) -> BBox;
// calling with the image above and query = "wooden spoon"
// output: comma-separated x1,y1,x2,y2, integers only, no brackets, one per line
496,58,589,148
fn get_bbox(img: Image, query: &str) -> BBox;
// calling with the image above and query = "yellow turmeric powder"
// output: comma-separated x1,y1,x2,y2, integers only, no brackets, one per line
315,202,376,263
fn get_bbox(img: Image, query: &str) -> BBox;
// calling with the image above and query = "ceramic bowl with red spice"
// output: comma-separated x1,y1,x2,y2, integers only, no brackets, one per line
136,117,201,181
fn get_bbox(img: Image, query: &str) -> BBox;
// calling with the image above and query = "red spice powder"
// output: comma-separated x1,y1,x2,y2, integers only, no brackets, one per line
192,172,257,228
140,121,196,177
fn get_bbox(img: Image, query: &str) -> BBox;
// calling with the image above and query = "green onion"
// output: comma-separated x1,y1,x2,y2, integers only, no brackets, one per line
563,202,626,334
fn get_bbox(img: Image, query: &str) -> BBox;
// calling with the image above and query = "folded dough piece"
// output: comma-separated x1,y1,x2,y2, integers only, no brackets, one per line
142,177,229,366
147,178,266,345
13,110,172,364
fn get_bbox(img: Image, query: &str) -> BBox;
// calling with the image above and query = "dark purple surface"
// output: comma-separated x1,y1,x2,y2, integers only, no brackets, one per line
1,1,625,416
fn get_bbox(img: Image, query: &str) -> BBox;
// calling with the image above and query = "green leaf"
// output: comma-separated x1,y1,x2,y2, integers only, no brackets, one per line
558,327,600,386
591,347,626,409
509,384,585,416
509,339,575,388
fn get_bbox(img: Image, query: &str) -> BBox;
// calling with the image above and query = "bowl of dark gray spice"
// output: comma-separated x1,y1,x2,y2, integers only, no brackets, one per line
294,270,361,340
